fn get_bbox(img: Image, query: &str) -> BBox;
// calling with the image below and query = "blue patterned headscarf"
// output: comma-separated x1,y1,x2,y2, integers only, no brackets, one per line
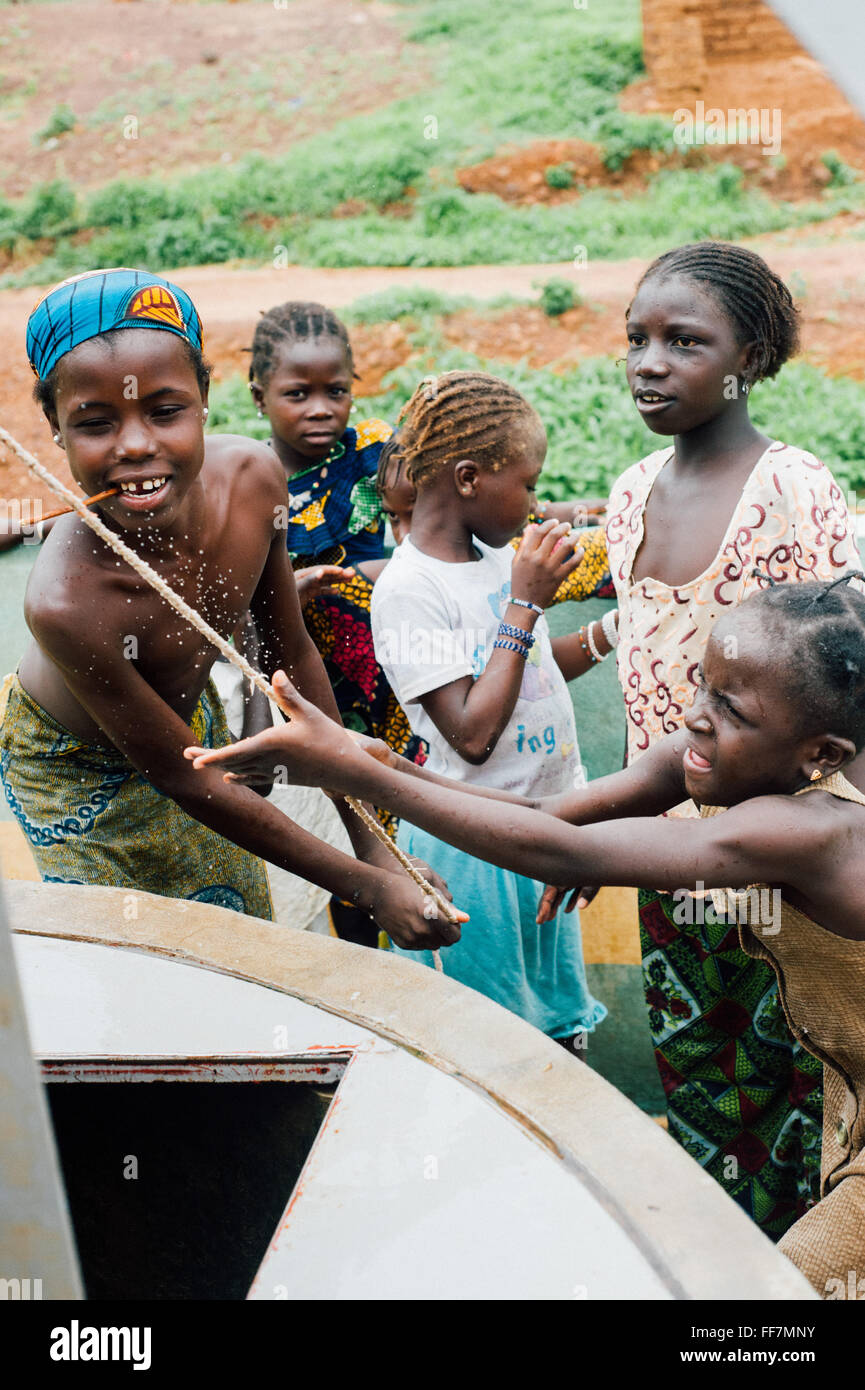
26,267,203,380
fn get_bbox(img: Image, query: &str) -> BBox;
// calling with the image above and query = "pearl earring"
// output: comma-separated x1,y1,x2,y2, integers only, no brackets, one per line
202,407,209,419
257,408,264,419
53,432,62,444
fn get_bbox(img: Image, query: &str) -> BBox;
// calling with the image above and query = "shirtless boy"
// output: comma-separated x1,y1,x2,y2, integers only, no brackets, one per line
0,268,457,949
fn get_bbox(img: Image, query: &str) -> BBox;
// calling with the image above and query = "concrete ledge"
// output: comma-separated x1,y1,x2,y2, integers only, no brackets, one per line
7,880,815,1301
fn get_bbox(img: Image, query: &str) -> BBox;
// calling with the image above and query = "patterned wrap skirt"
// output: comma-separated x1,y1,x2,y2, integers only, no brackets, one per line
0,674,273,920
639,886,822,1240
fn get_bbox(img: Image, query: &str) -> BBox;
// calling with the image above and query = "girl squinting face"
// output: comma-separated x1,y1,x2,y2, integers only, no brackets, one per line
626,275,754,437
682,616,810,807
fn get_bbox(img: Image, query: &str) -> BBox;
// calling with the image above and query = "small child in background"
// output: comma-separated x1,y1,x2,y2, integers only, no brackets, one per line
248,300,390,570
247,300,412,945
369,370,612,1048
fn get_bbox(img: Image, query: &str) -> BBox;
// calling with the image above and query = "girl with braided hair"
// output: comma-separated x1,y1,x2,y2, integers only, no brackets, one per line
604,240,861,1237
365,370,611,1047
247,308,614,949
191,574,865,1298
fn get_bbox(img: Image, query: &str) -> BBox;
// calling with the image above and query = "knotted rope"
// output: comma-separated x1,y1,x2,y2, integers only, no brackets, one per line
0,426,457,964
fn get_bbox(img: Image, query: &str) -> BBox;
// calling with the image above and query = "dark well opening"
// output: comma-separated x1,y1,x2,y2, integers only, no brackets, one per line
47,1071,339,1300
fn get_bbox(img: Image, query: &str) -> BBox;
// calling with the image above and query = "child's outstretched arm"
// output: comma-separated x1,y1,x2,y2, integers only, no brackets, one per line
249,465,442,884
187,674,814,897
420,519,582,764
346,723,689,821
27,603,461,951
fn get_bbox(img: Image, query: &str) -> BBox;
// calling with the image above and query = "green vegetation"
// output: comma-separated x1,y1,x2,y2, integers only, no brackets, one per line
34,103,76,143
536,278,580,316
3,0,861,284
208,300,865,497
342,285,475,325
821,150,860,188
544,163,576,190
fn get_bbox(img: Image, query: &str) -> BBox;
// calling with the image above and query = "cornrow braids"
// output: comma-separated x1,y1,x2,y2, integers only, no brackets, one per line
634,242,800,383
396,370,540,488
743,573,865,745
376,431,405,494
248,301,354,386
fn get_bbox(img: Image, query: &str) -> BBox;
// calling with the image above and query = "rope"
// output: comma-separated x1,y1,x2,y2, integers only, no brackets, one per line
0,426,455,965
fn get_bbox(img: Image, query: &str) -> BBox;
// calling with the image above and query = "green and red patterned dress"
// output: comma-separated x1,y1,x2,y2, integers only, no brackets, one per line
607,442,861,1237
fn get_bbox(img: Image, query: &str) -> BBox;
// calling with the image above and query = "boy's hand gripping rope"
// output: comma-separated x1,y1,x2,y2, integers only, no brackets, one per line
0,426,456,967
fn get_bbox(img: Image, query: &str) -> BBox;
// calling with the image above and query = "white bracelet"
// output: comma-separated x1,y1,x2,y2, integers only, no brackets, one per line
586,620,607,664
511,597,544,617
601,607,619,650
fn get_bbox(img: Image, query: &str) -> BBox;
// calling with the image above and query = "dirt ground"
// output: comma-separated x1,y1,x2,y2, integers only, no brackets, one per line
4,2,865,504
0,0,425,198
3,224,865,507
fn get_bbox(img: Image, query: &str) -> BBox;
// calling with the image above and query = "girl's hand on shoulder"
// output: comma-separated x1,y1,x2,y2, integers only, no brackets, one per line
512,519,585,611
293,565,355,609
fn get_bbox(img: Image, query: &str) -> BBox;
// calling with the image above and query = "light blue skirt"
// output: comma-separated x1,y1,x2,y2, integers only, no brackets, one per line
395,822,606,1039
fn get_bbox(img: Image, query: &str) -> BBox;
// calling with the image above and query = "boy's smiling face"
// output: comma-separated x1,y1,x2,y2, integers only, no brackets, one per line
50,329,206,530
626,274,754,437
255,339,353,463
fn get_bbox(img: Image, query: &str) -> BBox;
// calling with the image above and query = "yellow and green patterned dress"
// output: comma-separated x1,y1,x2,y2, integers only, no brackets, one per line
0,674,273,919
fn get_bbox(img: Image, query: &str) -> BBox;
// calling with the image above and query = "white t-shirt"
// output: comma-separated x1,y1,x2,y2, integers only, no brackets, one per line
371,535,583,798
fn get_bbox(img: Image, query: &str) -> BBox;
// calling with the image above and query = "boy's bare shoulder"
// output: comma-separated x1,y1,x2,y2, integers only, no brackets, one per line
24,514,121,645
204,433,286,500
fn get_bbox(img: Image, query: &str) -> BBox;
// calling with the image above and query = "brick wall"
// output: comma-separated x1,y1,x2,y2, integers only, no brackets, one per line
641,0,803,103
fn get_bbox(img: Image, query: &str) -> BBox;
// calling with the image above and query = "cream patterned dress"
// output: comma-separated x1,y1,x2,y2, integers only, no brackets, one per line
607,441,859,779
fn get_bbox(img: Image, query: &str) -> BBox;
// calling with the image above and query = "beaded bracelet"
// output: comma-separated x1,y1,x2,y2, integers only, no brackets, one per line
498,621,535,648
601,607,619,650
576,624,606,666
510,597,544,617
586,621,607,664
493,637,530,659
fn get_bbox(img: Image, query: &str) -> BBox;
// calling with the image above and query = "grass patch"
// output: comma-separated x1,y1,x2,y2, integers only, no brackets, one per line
34,103,76,143
2,0,863,284
4,159,862,289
